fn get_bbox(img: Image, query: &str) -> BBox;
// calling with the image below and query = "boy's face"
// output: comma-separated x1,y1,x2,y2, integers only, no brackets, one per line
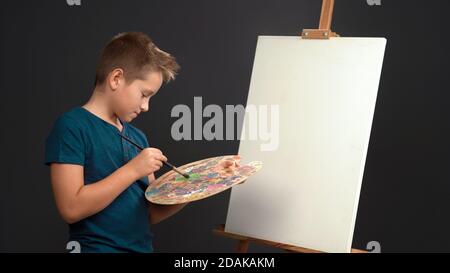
110,70,163,122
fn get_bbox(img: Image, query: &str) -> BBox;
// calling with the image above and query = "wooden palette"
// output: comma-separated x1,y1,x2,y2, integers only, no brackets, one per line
145,155,262,205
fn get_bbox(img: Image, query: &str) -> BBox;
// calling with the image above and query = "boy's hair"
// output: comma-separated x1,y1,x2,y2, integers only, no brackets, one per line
94,32,180,86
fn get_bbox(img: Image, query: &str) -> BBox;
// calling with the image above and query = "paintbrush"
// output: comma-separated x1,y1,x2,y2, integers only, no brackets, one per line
118,133,190,179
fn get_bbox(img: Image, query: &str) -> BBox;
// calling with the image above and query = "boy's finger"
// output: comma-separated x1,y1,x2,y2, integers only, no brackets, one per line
220,160,234,168
154,160,163,167
146,147,162,154
153,154,166,163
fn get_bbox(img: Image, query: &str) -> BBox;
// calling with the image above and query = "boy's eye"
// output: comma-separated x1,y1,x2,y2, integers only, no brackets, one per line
141,92,149,98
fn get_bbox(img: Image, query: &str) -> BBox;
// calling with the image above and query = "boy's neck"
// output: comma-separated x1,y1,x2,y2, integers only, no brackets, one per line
82,87,123,130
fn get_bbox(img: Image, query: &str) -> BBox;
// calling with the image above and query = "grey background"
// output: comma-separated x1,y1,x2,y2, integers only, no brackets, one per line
1,0,449,252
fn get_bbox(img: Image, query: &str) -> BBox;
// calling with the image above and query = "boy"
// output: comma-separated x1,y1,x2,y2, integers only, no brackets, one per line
44,32,185,253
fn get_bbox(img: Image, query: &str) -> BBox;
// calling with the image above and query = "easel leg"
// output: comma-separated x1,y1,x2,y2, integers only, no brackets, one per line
236,239,249,253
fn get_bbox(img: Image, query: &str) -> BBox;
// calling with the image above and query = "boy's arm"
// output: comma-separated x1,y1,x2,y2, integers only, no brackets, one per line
147,173,188,225
50,148,166,224
51,163,139,224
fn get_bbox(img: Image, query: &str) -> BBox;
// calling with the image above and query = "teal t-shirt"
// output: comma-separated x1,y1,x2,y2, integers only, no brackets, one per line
45,107,153,253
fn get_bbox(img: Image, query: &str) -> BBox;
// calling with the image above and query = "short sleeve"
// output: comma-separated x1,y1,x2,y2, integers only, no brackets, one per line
44,116,86,166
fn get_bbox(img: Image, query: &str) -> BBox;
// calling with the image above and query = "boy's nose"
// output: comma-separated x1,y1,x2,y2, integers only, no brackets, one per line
140,102,149,112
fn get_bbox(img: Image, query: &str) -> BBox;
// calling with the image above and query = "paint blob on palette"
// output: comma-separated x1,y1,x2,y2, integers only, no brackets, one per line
145,155,263,205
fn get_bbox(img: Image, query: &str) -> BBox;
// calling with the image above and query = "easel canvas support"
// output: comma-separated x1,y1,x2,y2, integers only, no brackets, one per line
301,0,339,39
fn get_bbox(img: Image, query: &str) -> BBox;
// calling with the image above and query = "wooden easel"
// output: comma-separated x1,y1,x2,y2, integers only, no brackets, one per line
213,0,366,253
213,225,366,253
301,0,339,39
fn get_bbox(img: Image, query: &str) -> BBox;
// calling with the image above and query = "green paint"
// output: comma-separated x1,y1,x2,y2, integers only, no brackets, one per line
175,173,201,181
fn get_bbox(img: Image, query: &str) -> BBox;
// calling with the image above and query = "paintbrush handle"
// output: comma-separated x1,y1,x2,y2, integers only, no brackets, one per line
118,133,144,150
118,133,189,178
165,163,187,177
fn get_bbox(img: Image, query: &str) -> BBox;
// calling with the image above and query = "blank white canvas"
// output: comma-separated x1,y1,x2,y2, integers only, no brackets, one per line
225,36,386,253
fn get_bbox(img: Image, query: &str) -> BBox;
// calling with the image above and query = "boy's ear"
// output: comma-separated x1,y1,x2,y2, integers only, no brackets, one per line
108,68,124,91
